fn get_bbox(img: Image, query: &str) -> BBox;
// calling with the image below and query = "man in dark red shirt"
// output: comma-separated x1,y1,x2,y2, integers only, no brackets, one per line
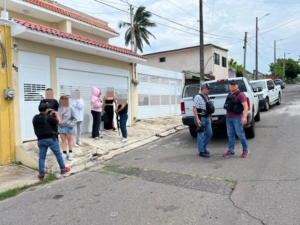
223,80,249,158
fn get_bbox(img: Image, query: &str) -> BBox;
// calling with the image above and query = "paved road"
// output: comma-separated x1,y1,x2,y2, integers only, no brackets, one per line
1,85,300,225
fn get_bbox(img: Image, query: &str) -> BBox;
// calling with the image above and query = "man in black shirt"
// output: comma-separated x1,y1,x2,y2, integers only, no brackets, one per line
32,103,70,180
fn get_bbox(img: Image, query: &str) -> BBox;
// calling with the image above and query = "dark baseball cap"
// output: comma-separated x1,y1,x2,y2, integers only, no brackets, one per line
229,80,239,85
201,83,213,90
38,103,49,112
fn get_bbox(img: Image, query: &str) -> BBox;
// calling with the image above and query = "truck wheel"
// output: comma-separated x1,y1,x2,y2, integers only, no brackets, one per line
276,93,281,105
255,107,260,122
245,114,255,139
264,98,269,111
189,125,197,138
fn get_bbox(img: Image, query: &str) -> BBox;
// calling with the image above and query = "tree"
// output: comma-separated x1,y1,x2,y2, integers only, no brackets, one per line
269,58,300,80
228,58,243,77
118,6,156,53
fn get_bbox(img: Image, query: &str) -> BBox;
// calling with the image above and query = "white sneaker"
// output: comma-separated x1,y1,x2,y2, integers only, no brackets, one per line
122,138,127,142
74,143,79,147
68,153,73,161
77,140,82,146
62,153,68,160
46,149,53,156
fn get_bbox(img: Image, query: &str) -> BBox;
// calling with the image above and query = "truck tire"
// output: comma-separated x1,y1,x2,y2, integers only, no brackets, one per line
264,98,269,111
255,107,260,122
189,125,197,138
276,93,281,105
245,114,255,139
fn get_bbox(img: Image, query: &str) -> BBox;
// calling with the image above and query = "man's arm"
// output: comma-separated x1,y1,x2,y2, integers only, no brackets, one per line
241,102,248,126
193,107,201,127
51,111,62,126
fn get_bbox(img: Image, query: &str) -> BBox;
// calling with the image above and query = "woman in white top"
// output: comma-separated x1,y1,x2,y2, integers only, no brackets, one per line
69,90,84,146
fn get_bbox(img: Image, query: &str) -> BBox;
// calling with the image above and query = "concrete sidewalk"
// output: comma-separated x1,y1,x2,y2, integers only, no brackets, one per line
0,164,39,192
9,115,186,185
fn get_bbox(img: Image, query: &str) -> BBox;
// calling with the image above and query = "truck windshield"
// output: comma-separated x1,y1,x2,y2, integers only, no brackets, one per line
208,80,247,95
183,86,200,97
250,81,266,89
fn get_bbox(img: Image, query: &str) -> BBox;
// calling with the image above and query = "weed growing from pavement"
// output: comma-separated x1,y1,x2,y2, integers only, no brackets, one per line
103,164,238,184
0,185,29,201
96,169,140,179
16,161,22,165
39,173,56,183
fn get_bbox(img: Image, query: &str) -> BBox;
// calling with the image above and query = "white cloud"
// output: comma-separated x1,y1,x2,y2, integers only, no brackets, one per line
58,0,300,74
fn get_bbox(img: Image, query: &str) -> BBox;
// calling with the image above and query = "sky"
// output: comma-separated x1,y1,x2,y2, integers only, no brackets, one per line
57,0,300,74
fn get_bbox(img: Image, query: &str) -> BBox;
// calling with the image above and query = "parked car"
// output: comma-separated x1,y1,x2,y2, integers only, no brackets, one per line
250,79,282,111
274,79,285,89
181,77,260,139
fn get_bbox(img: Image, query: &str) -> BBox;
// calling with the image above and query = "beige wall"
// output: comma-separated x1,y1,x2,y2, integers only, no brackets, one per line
142,45,228,79
212,47,228,80
72,28,109,43
11,38,135,145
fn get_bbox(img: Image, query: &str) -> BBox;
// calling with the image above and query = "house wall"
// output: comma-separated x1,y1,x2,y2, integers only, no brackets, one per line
212,46,228,80
11,38,135,145
72,28,108,43
142,46,228,80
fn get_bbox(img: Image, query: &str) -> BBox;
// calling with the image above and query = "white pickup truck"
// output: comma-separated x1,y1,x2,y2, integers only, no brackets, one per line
181,77,260,139
249,79,282,111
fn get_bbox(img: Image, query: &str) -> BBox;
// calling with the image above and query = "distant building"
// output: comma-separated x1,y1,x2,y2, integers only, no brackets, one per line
141,44,229,80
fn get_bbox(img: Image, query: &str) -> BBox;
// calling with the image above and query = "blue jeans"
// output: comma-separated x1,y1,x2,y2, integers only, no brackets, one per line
120,114,128,138
194,117,213,153
226,117,248,151
38,138,66,175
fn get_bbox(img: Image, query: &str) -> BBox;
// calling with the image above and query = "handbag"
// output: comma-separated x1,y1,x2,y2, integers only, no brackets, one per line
101,114,108,122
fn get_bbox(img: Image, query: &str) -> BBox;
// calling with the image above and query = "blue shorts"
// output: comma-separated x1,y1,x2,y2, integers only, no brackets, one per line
58,126,74,134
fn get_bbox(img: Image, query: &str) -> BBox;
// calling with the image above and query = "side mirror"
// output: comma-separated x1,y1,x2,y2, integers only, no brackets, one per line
253,87,263,93
268,86,274,90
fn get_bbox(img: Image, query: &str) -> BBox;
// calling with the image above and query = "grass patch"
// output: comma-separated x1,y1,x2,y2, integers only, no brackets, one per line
103,164,238,184
39,173,56,183
96,170,140,179
0,185,29,201
16,161,22,165
28,188,36,191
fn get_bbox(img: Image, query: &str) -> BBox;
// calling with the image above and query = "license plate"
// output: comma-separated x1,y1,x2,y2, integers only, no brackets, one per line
212,117,218,121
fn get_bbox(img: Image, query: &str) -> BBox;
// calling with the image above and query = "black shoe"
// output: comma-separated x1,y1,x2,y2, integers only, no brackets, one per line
199,152,210,158
204,149,210,154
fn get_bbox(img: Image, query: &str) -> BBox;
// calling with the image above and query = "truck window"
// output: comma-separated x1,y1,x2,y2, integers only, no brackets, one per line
251,81,266,89
208,80,247,95
183,86,200,98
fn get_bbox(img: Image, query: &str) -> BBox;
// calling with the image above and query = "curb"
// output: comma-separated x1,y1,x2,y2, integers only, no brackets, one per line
52,124,188,178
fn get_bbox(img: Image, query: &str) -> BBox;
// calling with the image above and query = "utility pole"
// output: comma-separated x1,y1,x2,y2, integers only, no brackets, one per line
199,0,204,84
129,4,134,52
283,52,286,82
243,32,247,77
274,40,276,80
255,17,258,80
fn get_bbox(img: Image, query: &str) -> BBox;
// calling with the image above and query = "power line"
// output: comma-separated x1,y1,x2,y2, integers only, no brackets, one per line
248,42,270,66
162,0,198,20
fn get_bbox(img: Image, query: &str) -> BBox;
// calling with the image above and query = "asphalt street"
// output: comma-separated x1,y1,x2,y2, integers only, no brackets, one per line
1,84,300,225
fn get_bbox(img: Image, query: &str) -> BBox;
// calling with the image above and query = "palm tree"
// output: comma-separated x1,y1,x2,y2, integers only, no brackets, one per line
118,6,156,53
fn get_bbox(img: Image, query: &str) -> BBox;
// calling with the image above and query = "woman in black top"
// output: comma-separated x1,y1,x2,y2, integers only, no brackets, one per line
115,102,128,142
103,93,117,131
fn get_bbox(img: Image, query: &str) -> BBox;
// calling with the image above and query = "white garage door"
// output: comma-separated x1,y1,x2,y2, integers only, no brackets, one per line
137,65,183,119
19,52,51,142
57,59,130,133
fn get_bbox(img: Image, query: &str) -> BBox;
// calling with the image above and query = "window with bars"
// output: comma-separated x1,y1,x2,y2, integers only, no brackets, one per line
150,76,160,84
138,74,149,83
24,84,45,101
138,94,149,106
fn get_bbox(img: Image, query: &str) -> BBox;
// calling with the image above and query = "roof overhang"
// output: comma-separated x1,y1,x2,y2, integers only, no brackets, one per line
2,0,119,38
11,22,146,63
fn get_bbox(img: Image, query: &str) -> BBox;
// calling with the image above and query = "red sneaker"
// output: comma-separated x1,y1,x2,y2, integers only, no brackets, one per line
38,174,45,180
61,167,71,174
241,150,250,158
222,151,236,157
